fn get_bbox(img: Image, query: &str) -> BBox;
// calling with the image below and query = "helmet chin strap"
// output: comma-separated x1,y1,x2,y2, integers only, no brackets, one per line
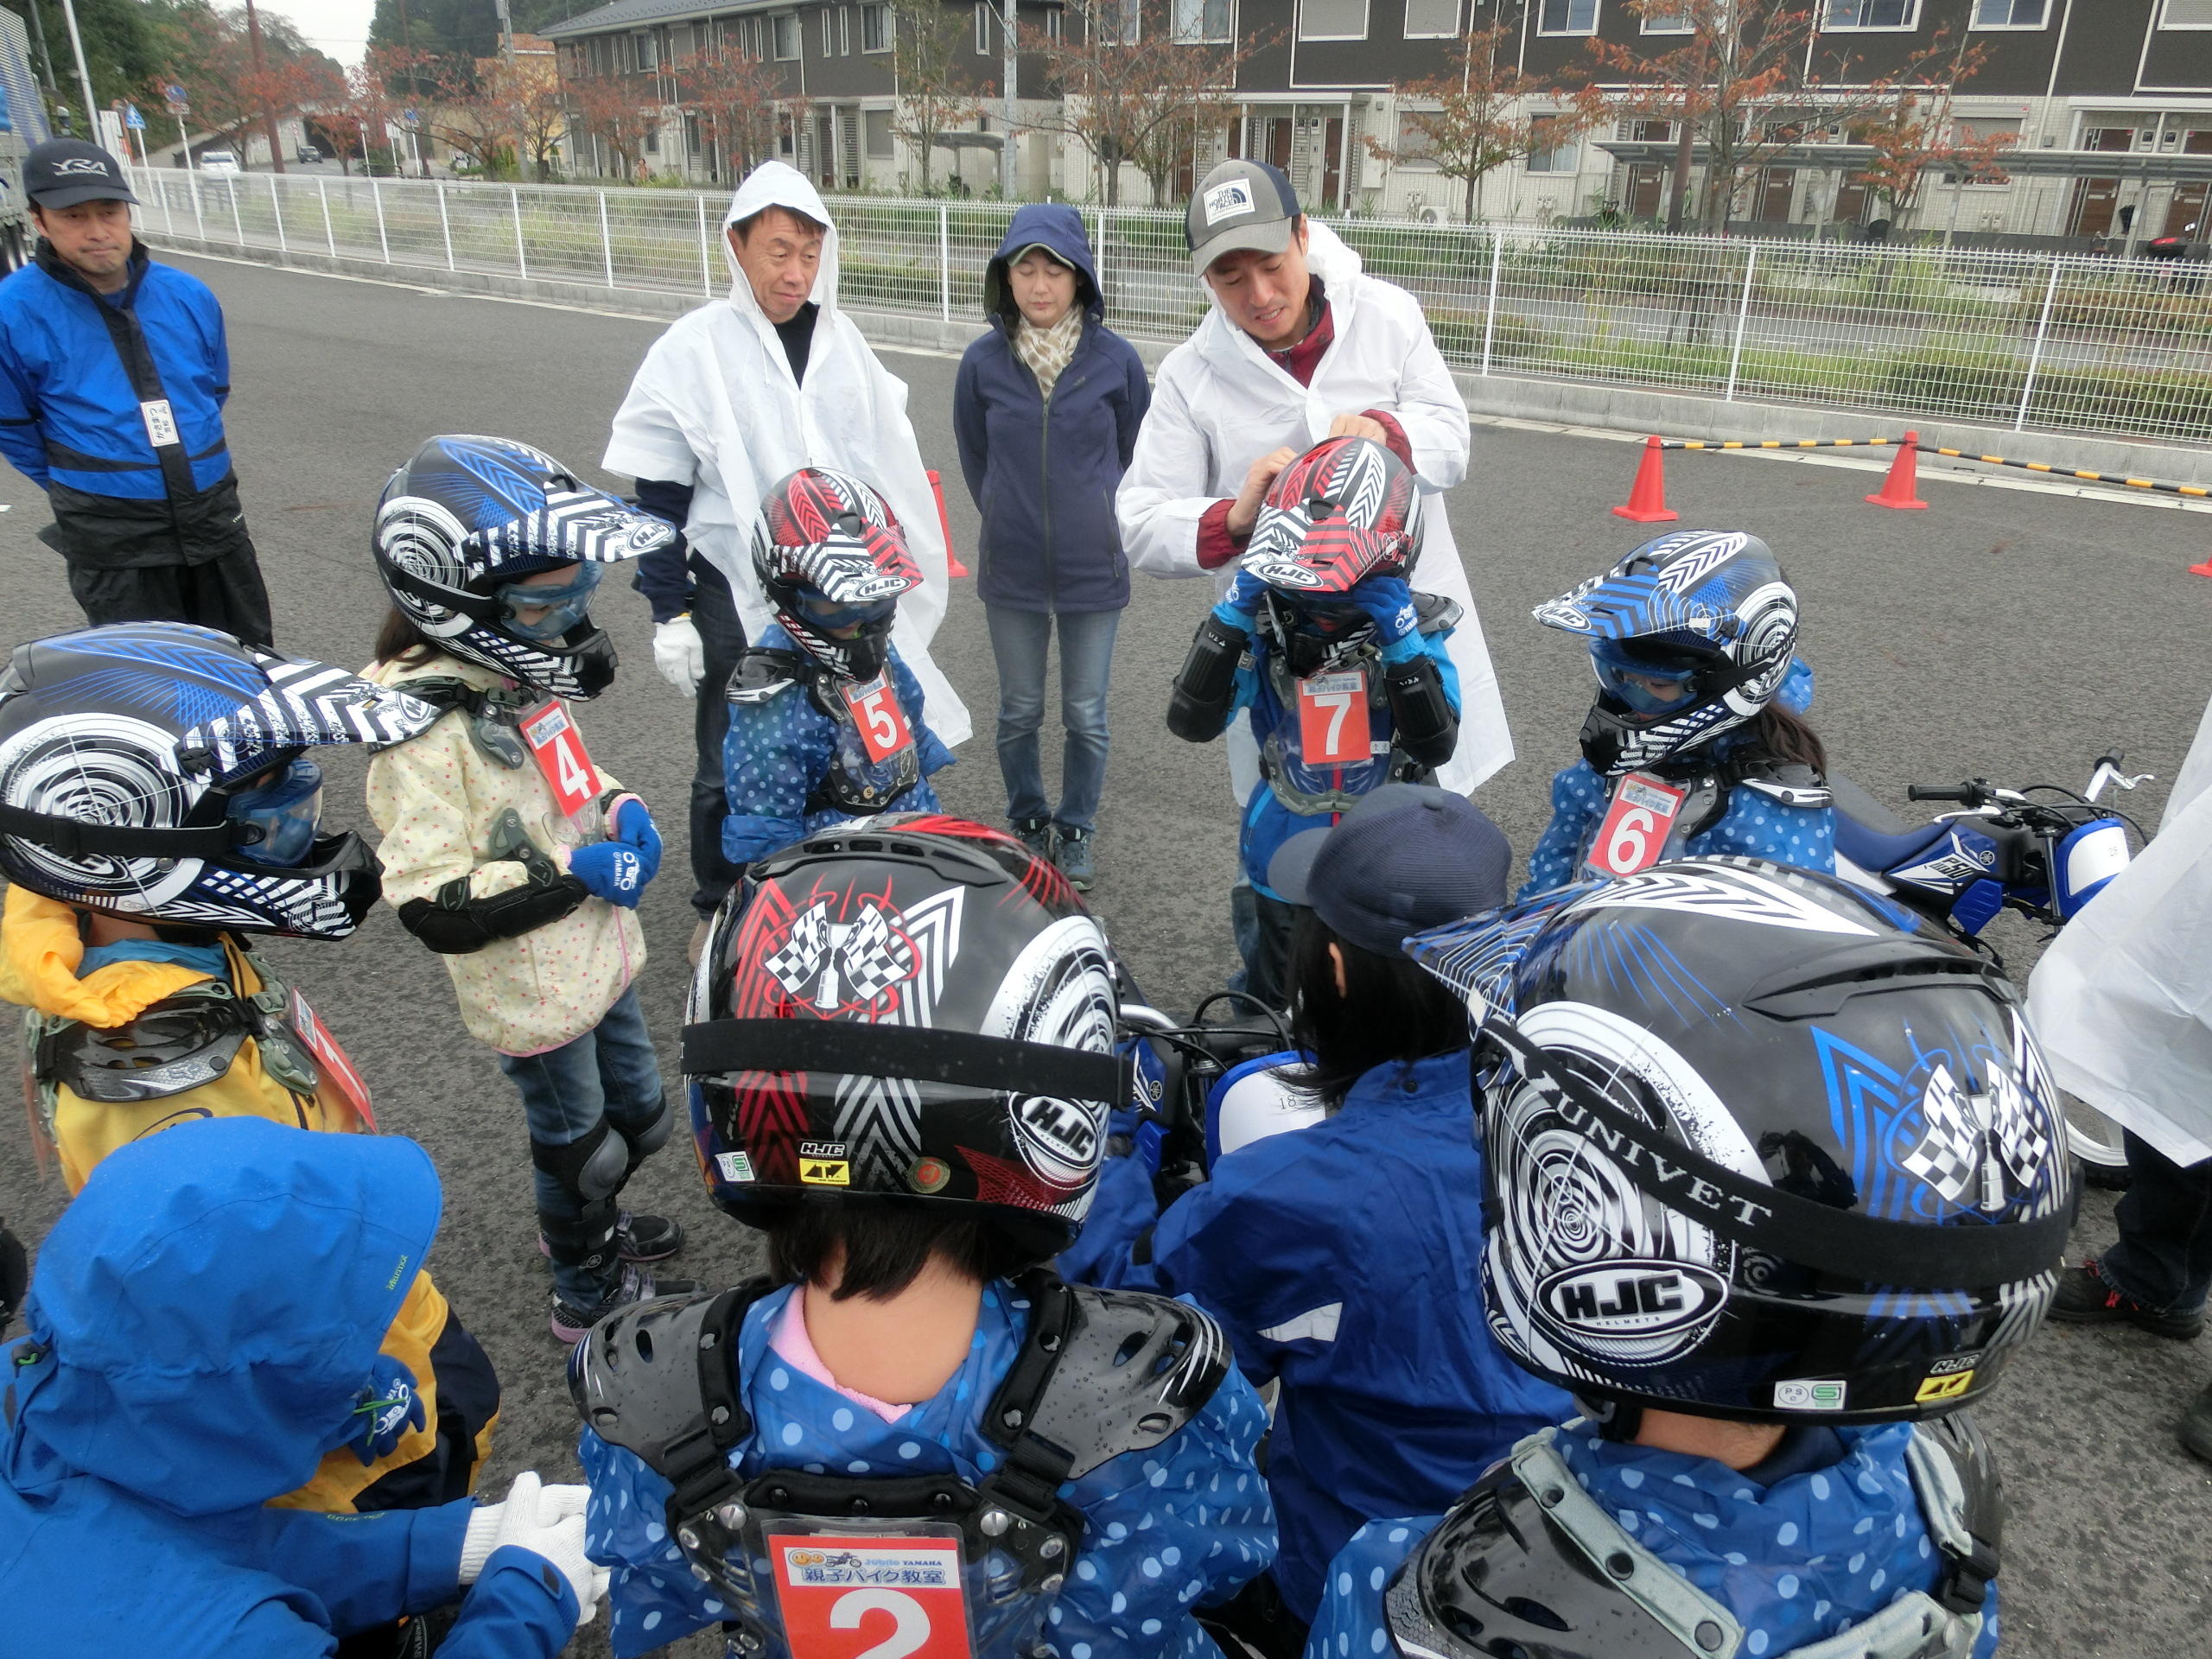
1573,1391,1645,1443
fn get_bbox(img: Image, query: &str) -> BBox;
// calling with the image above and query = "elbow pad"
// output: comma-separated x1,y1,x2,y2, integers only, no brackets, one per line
1166,614,1248,744
397,869,590,955
1385,654,1459,769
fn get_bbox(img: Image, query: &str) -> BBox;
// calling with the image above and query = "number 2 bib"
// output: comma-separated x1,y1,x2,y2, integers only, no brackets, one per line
767,1531,976,1659
519,699,601,821
1295,668,1371,766
1586,772,1688,878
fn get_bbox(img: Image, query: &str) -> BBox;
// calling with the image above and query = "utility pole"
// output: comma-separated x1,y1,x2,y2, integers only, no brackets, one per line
54,0,99,147
996,0,1015,199
25,0,57,92
242,0,288,171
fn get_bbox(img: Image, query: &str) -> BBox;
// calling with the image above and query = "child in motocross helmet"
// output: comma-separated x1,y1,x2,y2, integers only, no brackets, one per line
720,468,957,868
0,620,502,1550
1306,856,2075,1659
364,435,693,1344
1070,787,1571,1655
571,816,1277,1659
1166,436,1461,1009
1518,530,1834,899
1,1117,610,1659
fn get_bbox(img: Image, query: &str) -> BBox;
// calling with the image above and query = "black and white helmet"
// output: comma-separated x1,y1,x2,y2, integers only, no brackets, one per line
1408,857,2073,1423
0,624,442,939
372,435,674,700
1535,530,1799,776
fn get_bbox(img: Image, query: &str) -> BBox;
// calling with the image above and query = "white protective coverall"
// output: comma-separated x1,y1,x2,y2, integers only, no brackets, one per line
601,162,969,744
1116,220,1511,797
2027,692,2212,1162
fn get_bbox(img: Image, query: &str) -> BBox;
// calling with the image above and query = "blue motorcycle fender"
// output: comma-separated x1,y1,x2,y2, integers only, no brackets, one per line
1891,822,2004,895
2056,817,2132,918
1952,878,2006,936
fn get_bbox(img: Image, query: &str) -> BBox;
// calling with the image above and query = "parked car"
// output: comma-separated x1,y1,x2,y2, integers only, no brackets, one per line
295,145,324,164
199,151,240,175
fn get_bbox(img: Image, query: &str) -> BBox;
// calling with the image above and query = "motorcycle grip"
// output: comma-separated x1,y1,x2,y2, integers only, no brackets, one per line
1906,785,1977,804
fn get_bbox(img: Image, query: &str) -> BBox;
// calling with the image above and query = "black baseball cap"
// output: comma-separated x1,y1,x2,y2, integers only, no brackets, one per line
23,140,138,210
1266,785,1512,957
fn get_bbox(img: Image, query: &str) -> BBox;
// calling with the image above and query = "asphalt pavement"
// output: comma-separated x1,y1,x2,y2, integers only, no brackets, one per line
3,251,2211,1656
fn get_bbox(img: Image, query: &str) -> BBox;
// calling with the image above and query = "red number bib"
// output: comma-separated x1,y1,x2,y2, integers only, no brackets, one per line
842,676,916,765
519,700,601,820
286,988,378,1133
766,1533,976,1659
1295,669,1371,766
1586,772,1688,878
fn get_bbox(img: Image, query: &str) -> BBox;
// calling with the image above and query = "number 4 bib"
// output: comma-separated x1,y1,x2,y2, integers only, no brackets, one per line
767,1533,976,1659
519,700,601,820
1586,772,1688,878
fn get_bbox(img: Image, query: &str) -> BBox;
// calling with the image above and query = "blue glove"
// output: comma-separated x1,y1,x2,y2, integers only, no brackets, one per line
1351,576,1423,662
570,842,648,908
348,1356,426,1465
609,795,663,886
1211,567,1270,633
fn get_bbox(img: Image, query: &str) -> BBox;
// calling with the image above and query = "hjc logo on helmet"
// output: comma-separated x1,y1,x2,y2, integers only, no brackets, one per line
1535,1260,1729,1340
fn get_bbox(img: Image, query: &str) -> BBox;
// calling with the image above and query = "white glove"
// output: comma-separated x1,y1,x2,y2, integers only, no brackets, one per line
458,1471,608,1626
653,614,706,696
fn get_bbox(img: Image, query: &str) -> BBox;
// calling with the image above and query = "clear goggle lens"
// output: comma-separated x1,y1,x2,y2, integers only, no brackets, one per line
226,757,324,868
1591,639,1705,717
497,563,604,642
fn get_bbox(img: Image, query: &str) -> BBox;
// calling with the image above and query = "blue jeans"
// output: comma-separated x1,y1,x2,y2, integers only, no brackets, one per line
987,604,1120,835
2099,1131,2212,1315
688,563,750,919
496,983,664,1300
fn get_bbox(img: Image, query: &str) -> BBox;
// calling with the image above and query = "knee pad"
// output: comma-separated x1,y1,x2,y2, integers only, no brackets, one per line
620,1095,674,1179
531,1117,631,1205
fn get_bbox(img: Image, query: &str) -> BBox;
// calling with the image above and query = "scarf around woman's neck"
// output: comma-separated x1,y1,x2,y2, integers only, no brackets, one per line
1013,306,1084,398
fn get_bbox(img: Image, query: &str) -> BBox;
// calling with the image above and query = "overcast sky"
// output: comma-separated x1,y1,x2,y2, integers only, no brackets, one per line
260,0,378,67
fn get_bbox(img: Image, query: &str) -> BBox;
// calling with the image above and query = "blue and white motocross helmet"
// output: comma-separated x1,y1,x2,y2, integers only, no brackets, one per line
372,435,675,699
0,623,442,939
1535,530,1799,777
1408,857,2073,1424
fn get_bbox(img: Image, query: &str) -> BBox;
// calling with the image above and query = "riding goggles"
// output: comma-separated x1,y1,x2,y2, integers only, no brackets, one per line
224,757,325,867
790,587,899,634
1589,637,1714,717
496,562,604,643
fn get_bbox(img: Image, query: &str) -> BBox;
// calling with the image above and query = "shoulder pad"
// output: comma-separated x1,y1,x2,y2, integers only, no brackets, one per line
1383,1433,1738,1659
988,1279,1230,1481
1737,762,1832,808
1412,591,1462,634
1907,1413,2002,1617
728,649,808,705
571,1282,771,1513
36,988,250,1104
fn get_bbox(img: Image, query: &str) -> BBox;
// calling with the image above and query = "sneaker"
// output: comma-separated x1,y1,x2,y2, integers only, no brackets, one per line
1052,825,1095,892
2181,1380,2212,1465
2049,1260,2205,1340
538,1209,685,1265
550,1263,698,1344
1009,817,1053,859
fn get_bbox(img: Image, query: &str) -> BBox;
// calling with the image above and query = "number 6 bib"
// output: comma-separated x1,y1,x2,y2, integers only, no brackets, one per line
1586,772,1688,878
767,1531,976,1659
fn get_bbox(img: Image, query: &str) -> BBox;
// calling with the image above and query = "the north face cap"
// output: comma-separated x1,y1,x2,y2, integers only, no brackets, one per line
1186,158,1300,275
23,139,138,210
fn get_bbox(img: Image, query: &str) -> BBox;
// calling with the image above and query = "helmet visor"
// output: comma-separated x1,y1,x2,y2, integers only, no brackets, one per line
1590,637,1712,717
225,757,324,867
496,562,604,642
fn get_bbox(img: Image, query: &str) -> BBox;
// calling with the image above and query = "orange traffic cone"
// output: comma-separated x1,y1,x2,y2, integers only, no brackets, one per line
926,469,971,578
1611,435,1679,524
2191,556,2212,578
1865,432,1929,511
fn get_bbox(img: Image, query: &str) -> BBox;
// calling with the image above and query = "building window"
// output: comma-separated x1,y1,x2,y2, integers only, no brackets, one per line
864,107,894,156
861,3,891,49
1950,113,2020,181
630,29,658,69
772,13,800,57
976,0,991,52
1641,4,1694,29
1299,0,1369,40
1173,0,1231,41
1621,118,1674,141
1042,4,1062,38
839,5,851,51
1970,0,2048,22
2164,0,2212,23
1527,112,1578,173
1402,0,1457,35
1823,0,1918,27
1107,0,1141,40
822,8,834,52
1535,0,1597,33
1391,109,1440,168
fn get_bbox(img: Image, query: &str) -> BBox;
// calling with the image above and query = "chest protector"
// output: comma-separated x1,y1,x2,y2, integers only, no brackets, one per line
372,675,536,769
1255,594,1460,817
24,941,326,1139
572,1271,1230,1659
729,649,923,817
1384,1414,1999,1659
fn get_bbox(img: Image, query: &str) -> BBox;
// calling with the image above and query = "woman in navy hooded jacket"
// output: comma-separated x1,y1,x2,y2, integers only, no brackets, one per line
953,203,1150,891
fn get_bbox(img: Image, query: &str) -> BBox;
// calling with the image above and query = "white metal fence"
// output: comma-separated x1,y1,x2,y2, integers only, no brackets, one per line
128,168,2212,446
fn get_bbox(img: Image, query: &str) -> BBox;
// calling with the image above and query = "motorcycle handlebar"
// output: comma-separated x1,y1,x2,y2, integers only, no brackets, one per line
1906,784,1981,804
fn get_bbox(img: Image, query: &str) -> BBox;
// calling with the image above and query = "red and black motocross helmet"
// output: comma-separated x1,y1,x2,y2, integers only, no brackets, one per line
752,468,923,682
682,815,1127,1259
1240,436,1423,599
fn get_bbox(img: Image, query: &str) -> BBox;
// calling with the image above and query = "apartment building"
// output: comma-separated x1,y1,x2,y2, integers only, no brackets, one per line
539,0,2212,240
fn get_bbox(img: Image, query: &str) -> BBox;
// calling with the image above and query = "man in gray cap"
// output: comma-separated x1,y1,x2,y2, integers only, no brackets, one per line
0,139,272,644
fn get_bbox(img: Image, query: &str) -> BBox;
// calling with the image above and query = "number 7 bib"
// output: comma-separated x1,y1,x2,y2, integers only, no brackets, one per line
1296,668,1370,766
767,1533,976,1659
1586,772,1688,878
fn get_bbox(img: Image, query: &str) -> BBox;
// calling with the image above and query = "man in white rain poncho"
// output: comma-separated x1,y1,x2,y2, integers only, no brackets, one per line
2031,691,2212,1459
604,162,969,956
1116,158,1511,983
